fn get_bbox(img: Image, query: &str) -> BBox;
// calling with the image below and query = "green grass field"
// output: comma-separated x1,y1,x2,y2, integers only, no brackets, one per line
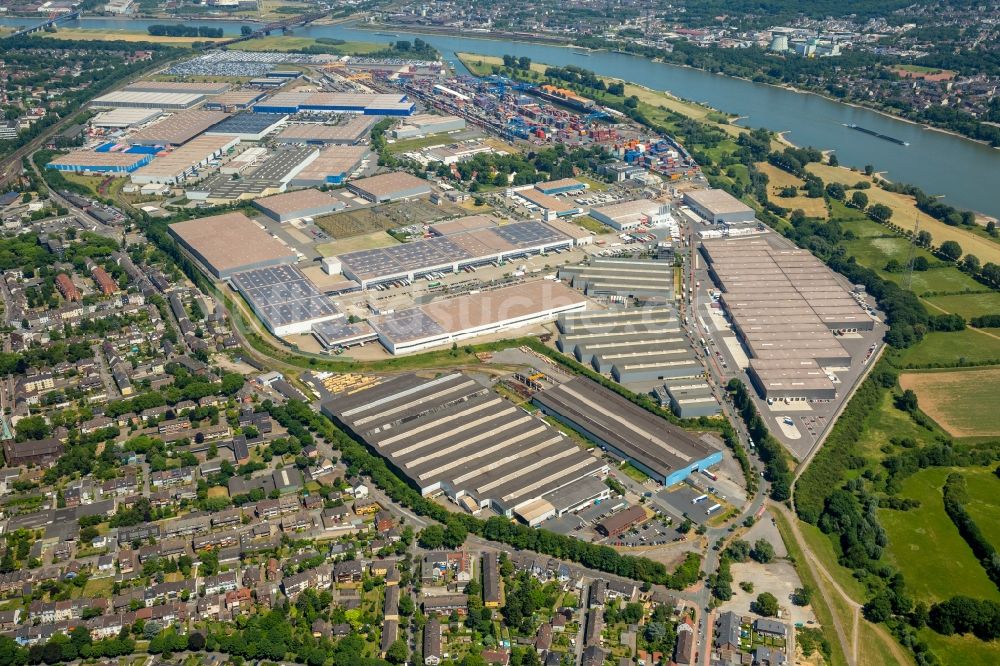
920,628,1000,666
880,467,1000,604
897,329,1000,367
924,292,1000,319
855,391,938,459
961,468,1000,547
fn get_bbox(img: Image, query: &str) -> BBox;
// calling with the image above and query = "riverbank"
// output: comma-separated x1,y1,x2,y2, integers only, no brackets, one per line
358,20,575,47
385,22,999,151
457,52,743,138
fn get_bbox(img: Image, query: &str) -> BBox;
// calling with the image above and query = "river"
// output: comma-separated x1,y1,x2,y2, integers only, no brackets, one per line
4,16,1000,218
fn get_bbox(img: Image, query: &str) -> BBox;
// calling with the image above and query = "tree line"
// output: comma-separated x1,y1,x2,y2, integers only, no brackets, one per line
147,25,224,38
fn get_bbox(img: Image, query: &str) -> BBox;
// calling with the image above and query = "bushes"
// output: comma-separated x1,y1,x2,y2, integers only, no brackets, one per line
795,361,896,523
727,379,792,500
928,596,1000,640
941,473,1000,592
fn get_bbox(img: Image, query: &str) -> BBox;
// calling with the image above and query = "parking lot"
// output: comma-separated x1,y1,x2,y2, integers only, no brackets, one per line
656,484,726,526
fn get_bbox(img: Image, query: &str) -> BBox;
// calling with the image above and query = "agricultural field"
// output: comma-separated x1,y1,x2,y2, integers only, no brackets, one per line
839,236,982,296
879,466,1000,603
897,329,1000,367
756,162,829,218
898,368,1000,438
808,163,1000,266
40,28,224,45
923,292,1000,319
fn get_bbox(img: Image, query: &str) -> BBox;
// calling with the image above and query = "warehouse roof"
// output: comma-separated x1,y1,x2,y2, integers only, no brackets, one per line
168,212,296,277
276,117,375,143
205,112,286,137
131,134,235,180
129,110,228,145
125,80,229,95
48,151,149,168
292,145,369,181
590,198,661,221
253,188,343,218
684,189,754,215
230,265,341,332
92,91,205,108
206,90,266,108
92,108,163,128
350,172,430,199
533,377,719,479
323,372,607,515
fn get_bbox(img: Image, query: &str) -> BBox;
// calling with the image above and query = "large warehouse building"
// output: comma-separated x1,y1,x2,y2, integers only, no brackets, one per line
322,372,610,525
229,265,343,337
334,220,574,289
289,145,369,187
47,150,153,175
128,109,229,146
702,237,872,401
370,280,587,354
275,117,376,145
168,212,297,279
347,172,431,203
392,113,466,139
124,80,229,95
91,91,206,111
589,199,670,231
252,188,345,222
253,92,415,116
558,257,673,300
533,377,722,487
683,189,755,225
130,135,238,185
555,307,702,385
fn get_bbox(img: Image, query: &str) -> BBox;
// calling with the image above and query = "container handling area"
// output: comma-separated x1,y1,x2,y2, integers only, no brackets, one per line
322,372,610,526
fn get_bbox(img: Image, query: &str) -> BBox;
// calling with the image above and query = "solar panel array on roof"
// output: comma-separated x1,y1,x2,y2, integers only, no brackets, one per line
230,265,342,336
337,221,573,287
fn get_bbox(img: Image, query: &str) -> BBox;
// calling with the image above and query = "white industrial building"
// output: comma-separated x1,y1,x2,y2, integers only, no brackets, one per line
589,198,671,231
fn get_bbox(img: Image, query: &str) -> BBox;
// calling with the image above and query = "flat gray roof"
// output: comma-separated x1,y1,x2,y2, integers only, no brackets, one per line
533,377,719,480
323,373,606,512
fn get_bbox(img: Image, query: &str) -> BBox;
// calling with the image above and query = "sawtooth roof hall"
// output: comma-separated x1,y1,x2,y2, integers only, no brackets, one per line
322,372,609,525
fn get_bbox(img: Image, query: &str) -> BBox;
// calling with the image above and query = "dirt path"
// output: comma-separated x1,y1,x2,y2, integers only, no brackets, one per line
774,504,912,666
920,297,1000,341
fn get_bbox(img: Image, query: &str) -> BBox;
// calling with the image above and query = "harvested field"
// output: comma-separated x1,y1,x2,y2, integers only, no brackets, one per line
899,367,1000,437
757,162,828,218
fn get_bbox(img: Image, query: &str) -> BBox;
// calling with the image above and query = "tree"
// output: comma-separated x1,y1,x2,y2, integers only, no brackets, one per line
939,240,963,262
792,586,812,606
961,254,981,273
418,525,445,549
752,592,779,617
912,255,930,271
850,190,868,210
240,26,253,36
385,638,409,664
750,539,775,564
187,632,205,652
868,203,893,223
828,154,838,166
825,182,845,200
916,230,932,247
894,388,917,413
